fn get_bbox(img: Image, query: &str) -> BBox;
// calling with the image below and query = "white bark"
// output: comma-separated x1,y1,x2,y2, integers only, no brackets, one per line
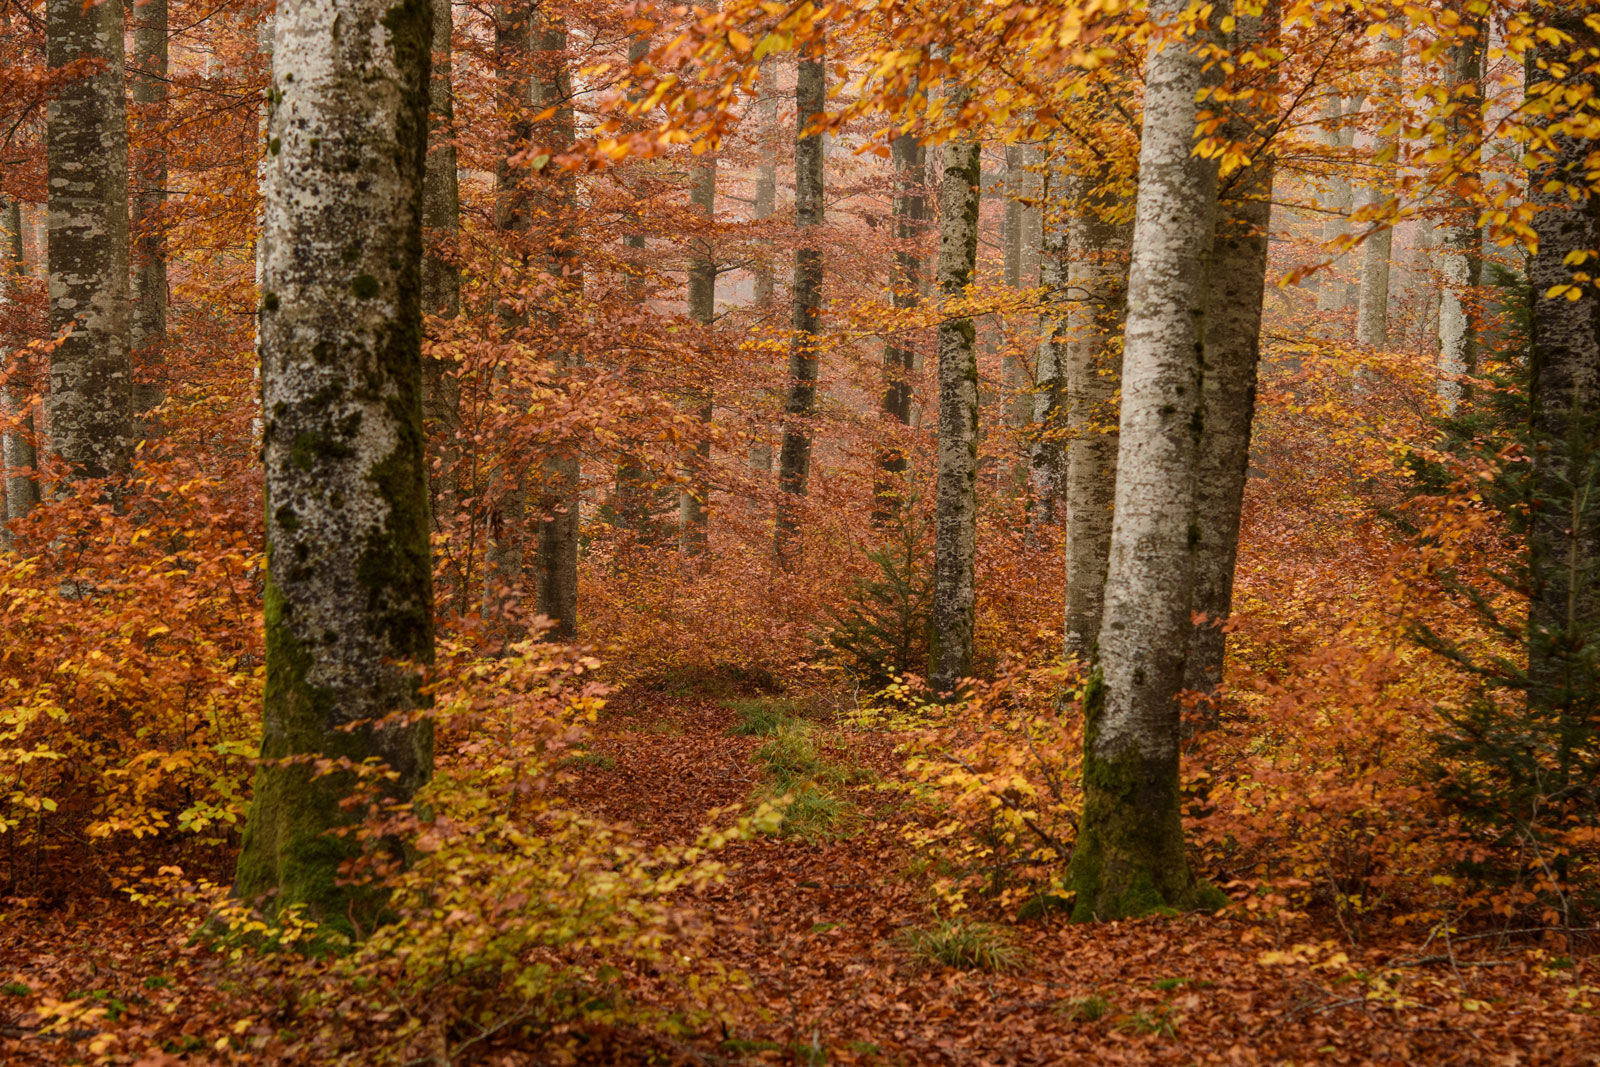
1,200,38,546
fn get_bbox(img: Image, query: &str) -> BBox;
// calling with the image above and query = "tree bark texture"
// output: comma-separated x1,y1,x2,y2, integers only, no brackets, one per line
1062,169,1133,661
1067,0,1222,921
130,0,168,423
1,200,38,547
928,120,982,695
1001,143,1032,493
874,127,925,523
234,0,435,930
615,33,662,531
680,153,716,558
1184,2,1279,711
1356,37,1401,350
775,48,824,568
1437,21,1485,414
1028,163,1066,536
1526,3,1600,715
46,0,133,481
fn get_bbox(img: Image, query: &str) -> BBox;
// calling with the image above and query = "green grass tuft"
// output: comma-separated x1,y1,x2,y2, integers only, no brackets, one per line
724,698,800,737
558,750,617,771
895,918,1025,973
1056,993,1112,1022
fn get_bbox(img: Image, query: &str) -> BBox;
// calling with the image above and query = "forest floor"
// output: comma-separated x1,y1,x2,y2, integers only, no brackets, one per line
4,689,1600,1065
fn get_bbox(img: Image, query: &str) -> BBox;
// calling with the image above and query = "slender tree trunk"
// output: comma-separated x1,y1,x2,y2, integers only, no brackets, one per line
130,0,168,428
234,0,434,930
680,153,715,558
874,127,925,523
482,0,531,627
46,0,133,481
422,0,463,611
1000,144,1032,494
928,108,983,696
1184,1,1280,715
747,56,779,479
1,200,38,547
1066,0,1222,921
1526,2,1600,717
615,33,657,535
1356,37,1401,350
532,13,579,637
774,45,824,568
1028,162,1065,536
1062,169,1133,660
1315,93,1359,317
1437,20,1485,415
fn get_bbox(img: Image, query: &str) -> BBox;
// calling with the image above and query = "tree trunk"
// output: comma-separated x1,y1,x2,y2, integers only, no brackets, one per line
1062,168,1133,661
928,111,983,696
874,127,925,523
1066,0,1222,921
747,56,779,479
130,0,168,428
1184,1,1279,714
482,0,531,627
1028,162,1065,536
531,13,579,637
1,200,38,548
680,153,715,558
1437,21,1485,415
1000,143,1032,494
774,46,824,568
1315,93,1358,316
615,34,659,533
1526,3,1600,727
46,0,133,481
234,0,434,931
1356,37,1400,350
422,0,463,612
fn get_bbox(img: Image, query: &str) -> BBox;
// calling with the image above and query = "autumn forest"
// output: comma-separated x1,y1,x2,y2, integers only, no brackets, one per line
2,0,1599,1062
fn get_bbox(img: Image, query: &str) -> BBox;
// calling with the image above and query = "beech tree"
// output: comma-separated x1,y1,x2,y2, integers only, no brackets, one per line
1436,14,1486,414
1066,0,1223,919
46,0,133,480
129,0,168,422
1,199,36,544
875,122,926,521
233,0,435,927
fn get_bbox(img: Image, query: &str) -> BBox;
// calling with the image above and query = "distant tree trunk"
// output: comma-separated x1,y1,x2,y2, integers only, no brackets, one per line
532,13,579,637
46,0,133,481
1315,93,1359,316
774,45,824,568
1028,162,1065,536
482,0,531,627
747,56,779,478
615,33,658,535
1,200,38,547
928,107,983,696
1066,0,1221,921
1356,37,1401,350
1021,146,1043,285
680,153,715,558
422,0,463,611
1437,20,1486,415
1062,168,1133,661
1184,1,1280,714
874,126,925,523
234,0,434,929
129,0,168,428
1000,144,1031,494
1525,2,1600,725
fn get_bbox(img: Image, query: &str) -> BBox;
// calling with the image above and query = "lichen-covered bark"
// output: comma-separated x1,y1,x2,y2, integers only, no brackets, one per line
928,116,982,696
1066,0,1220,921
1437,20,1485,414
680,153,716,558
233,0,435,931
130,0,168,426
774,48,824,568
529,14,580,637
1,200,38,547
1062,168,1133,661
1028,163,1066,536
46,0,133,480
874,126,925,523
1526,3,1600,711
482,0,532,626
1356,37,1401,351
1184,2,1279,712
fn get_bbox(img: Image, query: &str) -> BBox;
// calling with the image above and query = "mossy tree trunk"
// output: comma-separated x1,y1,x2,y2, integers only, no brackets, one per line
1062,167,1133,660
1,200,39,548
530,13,580,636
774,44,824,569
1066,0,1221,921
874,125,925,524
928,97,982,696
46,0,133,481
130,0,168,428
234,0,435,932
1184,1,1279,714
